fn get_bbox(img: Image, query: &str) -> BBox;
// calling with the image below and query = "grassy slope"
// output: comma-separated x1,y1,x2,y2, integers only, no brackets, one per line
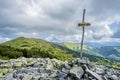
1,37,76,54
60,42,120,60
1,37,77,60
1,37,120,67
2,37,49,49
59,42,103,57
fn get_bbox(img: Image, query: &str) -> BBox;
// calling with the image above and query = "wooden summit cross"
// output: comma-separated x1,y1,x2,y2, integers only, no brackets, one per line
78,9,91,59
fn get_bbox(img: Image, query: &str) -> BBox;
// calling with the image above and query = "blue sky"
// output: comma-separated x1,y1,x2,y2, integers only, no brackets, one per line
0,0,120,45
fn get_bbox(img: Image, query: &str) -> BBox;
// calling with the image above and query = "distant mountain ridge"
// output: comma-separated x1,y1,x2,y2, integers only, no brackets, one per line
84,42,120,47
0,37,120,68
2,37,120,60
58,42,120,61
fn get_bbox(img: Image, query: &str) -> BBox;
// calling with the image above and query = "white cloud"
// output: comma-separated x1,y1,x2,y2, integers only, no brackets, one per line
0,0,120,45
16,32,39,38
0,37,10,43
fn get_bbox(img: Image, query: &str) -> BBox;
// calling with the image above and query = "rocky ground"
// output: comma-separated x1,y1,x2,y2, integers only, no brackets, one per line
0,57,120,80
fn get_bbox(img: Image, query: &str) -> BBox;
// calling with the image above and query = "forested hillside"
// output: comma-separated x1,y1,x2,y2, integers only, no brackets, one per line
0,37,120,67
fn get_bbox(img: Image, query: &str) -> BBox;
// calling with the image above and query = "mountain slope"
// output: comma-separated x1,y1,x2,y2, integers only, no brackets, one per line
98,46,120,60
59,42,103,57
0,37,120,67
1,37,52,49
1,37,77,60
59,42,120,60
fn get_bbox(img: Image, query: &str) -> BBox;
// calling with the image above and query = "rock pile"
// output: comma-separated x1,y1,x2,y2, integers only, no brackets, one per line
0,57,120,80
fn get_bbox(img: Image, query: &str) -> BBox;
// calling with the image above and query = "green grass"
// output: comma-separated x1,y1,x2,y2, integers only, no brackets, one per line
1,37,76,61
0,37,120,68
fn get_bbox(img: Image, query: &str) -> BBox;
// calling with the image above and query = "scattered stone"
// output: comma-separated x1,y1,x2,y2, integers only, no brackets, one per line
55,72,67,80
45,58,54,69
77,57,90,64
0,57,119,80
95,65,105,75
109,75,119,80
84,64,103,80
22,74,33,80
3,73,14,80
13,61,23,68
69,66,84,79
51,58,61,68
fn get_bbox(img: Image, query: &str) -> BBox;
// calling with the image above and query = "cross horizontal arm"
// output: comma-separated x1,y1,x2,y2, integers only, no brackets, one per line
78,22,91,27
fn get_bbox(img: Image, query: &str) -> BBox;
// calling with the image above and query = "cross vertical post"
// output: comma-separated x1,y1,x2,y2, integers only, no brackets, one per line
78,9,91,59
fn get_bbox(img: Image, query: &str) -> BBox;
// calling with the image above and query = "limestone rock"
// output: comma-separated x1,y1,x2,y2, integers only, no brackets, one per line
84,64,103,80
51,58,62,68
109,75,119,80
77,57,90,64
70,66,84,79
13,61,23,68
0,57,119,80
22,74,33,80
95,65,105,75
0,69,9,76
46,58,54,69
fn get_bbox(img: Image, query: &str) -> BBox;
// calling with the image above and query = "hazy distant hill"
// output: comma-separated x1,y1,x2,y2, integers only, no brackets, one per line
59,42,120,60
85,42,120,47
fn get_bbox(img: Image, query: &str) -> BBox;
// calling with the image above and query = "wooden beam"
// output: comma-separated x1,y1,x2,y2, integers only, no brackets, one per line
78,22,91,27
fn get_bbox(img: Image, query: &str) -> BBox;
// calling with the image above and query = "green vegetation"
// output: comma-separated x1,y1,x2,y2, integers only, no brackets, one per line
0,37,120,68
83,54,120,68
60,42,120,60
56,42,120,68
0,45,23,60
0,37,76,61
59,42,80,50
0,45,73,61
59,42,103,57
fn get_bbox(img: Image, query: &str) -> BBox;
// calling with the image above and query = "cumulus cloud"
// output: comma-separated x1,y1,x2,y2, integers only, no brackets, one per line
0,0,79,34
0,0,120,45
111,22,120,38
